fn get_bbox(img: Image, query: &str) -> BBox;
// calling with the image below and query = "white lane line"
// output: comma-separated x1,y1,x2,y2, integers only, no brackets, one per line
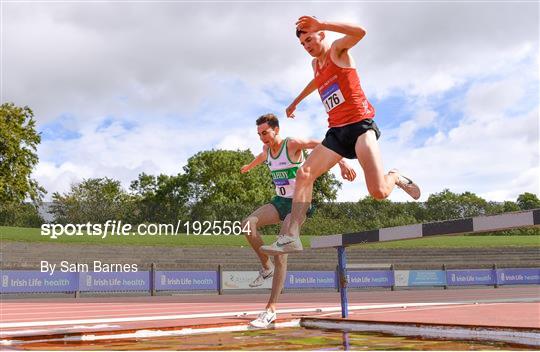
0,302,334,314
0,301,343,313
0,302,259,311
1,304,269,317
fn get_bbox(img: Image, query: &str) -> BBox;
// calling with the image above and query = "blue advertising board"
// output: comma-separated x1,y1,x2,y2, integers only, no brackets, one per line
497,268,540,285
79,272,150,292
1,270,78,293
285,271,336,289
2,267,538,294
446,269,495,286
155,271,218,291
404,270,446,286
347,270,394,287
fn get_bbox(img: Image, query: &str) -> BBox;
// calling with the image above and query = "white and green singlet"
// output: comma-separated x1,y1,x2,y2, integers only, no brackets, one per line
266,138,305,198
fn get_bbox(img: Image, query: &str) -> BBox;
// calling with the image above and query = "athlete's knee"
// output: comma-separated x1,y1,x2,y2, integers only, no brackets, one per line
274,254,288,266
297,166,316,184
242,216,259,236
368,186,389,200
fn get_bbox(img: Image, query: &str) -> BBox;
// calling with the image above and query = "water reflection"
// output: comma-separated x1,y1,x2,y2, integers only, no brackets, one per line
342,331,350,351
19,327,530,351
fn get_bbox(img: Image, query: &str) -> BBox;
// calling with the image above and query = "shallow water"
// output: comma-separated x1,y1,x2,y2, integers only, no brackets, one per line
19,327,530,350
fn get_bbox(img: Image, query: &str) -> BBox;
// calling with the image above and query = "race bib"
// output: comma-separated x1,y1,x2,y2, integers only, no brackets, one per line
321,83,345,112
273,178,290,186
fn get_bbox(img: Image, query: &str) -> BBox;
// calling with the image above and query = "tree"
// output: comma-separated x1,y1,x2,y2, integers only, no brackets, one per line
0,103,44,203
424,189,489,221
50,178,131,224
183,149,273,220
129,172,189,224
129,173,163,224
312,171,342,205
501,201,520,212
484,200,520,215
0,202,43,227
516,192,540,210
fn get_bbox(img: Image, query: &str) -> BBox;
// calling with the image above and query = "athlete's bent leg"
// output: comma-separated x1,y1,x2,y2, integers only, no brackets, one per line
355,130,398,200
250,216,292,328
266,253,287,312
242,204,281,269
288,144,342,237
266,214,293,312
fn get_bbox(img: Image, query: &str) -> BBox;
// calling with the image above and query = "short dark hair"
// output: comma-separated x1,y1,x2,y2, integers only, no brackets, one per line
256,113,279,129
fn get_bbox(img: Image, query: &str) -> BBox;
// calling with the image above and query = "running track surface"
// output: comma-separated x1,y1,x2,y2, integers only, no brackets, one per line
1,287,539,340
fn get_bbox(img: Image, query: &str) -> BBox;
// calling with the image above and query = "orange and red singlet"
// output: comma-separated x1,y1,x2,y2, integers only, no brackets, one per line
314,57,375,128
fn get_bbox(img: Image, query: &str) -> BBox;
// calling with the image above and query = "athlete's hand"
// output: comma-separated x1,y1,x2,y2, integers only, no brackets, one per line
338,161,356,181
296,16,324,33
286,103,297,118
240,165,250,173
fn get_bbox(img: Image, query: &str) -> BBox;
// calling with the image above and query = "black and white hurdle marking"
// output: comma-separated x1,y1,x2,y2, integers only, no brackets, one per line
311,209,540,248
310,209,540,318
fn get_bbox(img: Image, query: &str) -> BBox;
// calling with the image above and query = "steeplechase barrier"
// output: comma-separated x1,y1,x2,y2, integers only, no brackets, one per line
310,209,540,318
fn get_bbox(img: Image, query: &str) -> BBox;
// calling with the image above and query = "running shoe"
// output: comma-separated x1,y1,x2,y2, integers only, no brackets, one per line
260,235,303,255
249,266,274,287
249,309,277,328
389,169,421,200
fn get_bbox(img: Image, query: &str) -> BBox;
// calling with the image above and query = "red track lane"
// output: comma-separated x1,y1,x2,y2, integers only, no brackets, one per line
342,302,540,328
1,287,539,339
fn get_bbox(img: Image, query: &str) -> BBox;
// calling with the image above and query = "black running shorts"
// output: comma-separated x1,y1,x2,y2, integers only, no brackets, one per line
322,119,381,159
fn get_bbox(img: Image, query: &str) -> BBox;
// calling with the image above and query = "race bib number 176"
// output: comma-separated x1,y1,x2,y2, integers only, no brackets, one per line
321,83,345,112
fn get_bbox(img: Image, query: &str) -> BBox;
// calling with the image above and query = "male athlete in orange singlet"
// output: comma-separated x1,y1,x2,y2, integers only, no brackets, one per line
262,16,421,254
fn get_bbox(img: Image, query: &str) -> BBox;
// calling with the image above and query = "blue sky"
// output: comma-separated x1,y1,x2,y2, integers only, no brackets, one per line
3,1,538,202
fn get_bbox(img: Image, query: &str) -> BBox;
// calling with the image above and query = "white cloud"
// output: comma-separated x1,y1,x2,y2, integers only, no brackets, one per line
395,110,437,144
34,161,94,198
216,127,260,153
377,74,539,202
34,119,227,198
3,2,538,202
5,2,537,120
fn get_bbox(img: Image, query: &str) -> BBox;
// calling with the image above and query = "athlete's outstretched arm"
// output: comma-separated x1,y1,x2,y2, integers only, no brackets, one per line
287,137,320,151
296,16,366,52
286,78,317,118
241,149,267,174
